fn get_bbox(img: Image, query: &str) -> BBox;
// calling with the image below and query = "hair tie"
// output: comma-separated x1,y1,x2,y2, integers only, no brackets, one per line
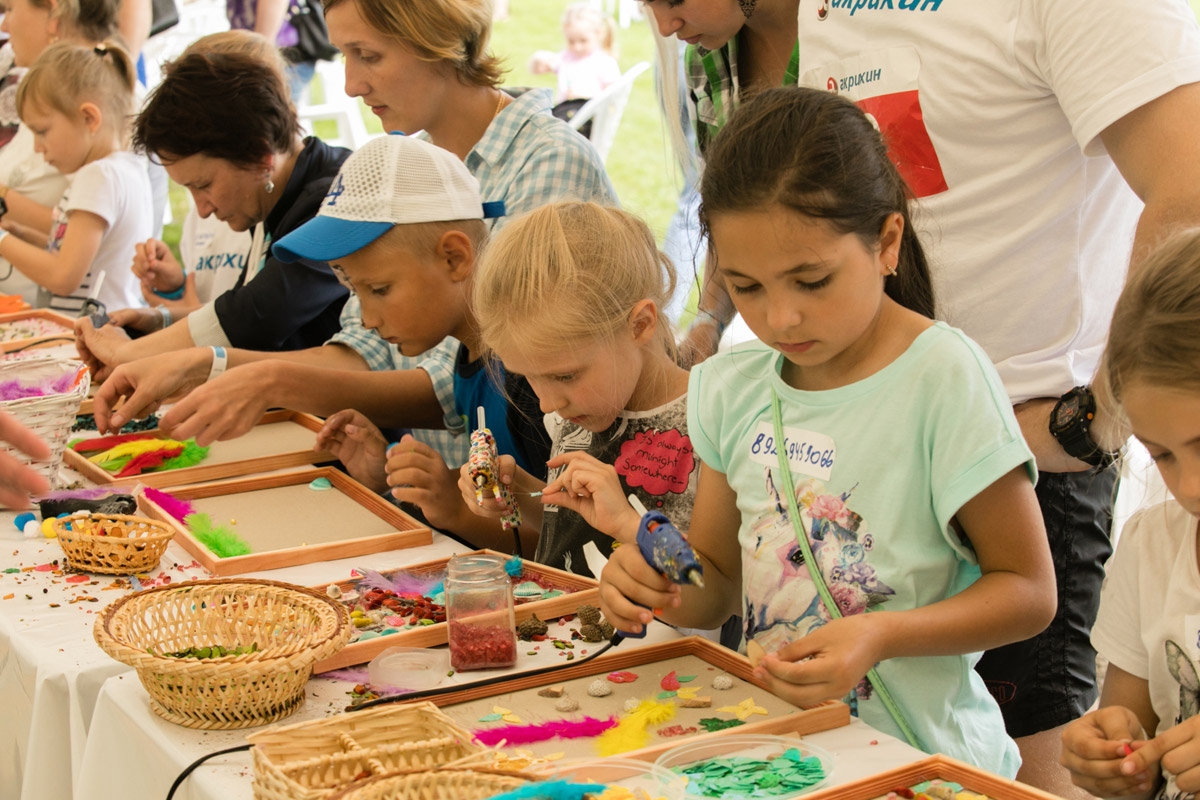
94,44,108,56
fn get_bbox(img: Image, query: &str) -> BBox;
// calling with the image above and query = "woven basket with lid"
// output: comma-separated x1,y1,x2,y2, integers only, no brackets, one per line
94,578,351,729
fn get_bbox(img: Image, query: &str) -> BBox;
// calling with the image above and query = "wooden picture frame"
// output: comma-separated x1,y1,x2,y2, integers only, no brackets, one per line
398,635,850,763
0,309,76,353
312,549,600,673
802,754,1066,800
137,466,433,575
64,409,335,488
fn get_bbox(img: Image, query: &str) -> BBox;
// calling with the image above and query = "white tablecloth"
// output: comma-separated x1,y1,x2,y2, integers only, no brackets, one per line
77,624,926,800
0,500,469,800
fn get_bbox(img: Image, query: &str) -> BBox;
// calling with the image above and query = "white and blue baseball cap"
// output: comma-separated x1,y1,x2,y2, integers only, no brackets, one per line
273,133,504,263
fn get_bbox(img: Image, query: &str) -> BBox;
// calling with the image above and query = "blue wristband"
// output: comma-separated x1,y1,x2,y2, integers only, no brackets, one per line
152,282,185,301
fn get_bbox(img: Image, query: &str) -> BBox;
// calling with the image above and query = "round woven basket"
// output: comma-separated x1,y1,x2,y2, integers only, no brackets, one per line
94,578,352,729
53,512,174,574
0,357,89,488
326,767,537,800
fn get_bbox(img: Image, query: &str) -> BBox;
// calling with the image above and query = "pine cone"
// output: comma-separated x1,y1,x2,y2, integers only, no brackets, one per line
598,620,615,640
516,614,549,640
579,622,605,642
576,604,602,626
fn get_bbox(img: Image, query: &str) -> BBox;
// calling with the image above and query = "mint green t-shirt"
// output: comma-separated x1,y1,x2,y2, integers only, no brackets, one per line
688,323,1033,777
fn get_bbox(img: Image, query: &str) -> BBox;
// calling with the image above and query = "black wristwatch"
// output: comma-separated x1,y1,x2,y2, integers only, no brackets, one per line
0,194,8,220
1049,385,1120,469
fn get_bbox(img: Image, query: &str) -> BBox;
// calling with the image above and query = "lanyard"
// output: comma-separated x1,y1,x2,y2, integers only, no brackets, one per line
769,387,923,750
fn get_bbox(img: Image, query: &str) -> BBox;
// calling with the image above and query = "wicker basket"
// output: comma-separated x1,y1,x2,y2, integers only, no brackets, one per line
248,702,486,800
53,512,175,574
94,578,352,730
326,767,536,800
0,356,89,488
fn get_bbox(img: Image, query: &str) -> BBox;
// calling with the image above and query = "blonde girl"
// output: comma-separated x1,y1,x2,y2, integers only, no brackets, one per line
529,3,620,106
599,86,1056,774
1062,229,1200,800
0,40,150,314
459,201,693,579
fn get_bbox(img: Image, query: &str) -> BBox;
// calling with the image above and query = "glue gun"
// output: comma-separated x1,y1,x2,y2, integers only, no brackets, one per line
620,495,704,640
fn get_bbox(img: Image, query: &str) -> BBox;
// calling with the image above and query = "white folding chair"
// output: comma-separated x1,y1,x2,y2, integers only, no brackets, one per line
296,59,373,151
568,60,650,164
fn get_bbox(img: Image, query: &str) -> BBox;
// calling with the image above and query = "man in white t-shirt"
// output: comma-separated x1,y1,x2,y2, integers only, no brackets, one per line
786,0,1200,792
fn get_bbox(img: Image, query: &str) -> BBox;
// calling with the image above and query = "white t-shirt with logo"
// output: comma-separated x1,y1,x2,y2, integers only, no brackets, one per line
794,0,1200,402
1093,499,1200,800
180,210,249,303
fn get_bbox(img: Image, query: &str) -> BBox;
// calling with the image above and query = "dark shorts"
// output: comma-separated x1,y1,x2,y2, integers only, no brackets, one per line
974,466,1117,738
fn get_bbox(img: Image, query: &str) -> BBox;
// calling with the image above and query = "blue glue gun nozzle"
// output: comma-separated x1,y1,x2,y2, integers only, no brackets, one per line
637,511,704,587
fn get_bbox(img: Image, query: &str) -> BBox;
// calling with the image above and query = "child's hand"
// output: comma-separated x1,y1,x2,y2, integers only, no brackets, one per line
316,410,389,493
751,614,888,707
457,453,518,519
386,433,463,532
1118,714,1200,794
132,238,184,294
542,451,641,543
1060,706,1153,797
598,542,680,635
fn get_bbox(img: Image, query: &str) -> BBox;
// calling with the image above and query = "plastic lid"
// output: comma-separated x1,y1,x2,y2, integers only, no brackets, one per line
367,646,449,692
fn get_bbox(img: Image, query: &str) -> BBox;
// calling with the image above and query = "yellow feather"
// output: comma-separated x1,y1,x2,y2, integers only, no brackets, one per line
596,699,676,756
88,439,184,464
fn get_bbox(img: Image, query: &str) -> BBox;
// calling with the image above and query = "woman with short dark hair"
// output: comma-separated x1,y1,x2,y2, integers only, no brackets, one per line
76,47,350,373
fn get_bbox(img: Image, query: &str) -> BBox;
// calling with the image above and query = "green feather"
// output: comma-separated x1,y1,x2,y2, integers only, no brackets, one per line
159,440,210,471
184,512,251,558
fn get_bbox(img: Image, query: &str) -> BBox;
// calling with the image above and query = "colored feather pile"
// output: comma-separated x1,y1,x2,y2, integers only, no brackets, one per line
596,699,676,756
484,781,608,800
184,512,251,558
70,434,209,478
472,715,618,747
354,566,440,598
139,486,195,522
0,368,80,400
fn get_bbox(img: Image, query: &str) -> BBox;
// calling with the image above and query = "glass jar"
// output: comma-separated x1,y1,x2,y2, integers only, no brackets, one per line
445,553,517,671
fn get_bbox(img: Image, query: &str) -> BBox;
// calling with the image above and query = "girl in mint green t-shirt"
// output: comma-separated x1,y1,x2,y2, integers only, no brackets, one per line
598,86,1056,777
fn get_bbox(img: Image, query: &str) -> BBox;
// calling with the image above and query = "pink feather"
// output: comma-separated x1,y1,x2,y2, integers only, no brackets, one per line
472,716,618,746
355,567,438,597
34,487,126,501
141,486,195,522
319,668,409,694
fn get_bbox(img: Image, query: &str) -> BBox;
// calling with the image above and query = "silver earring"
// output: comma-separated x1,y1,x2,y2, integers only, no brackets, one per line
265,177,275,194
885,261,898,276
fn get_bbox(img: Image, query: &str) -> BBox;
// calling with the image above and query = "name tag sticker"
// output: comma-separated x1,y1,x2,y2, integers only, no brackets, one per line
747,421,835,482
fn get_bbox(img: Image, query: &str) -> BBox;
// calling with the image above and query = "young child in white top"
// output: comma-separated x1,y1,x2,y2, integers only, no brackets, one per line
0,40,150,315
1061,228,1200,800
598,86,1057,775
528,2,620,104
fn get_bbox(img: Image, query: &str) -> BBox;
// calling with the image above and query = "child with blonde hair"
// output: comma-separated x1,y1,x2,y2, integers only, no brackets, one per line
1061,228,1200,799
0,39,150,314
598,86,1056,774
459,201,695,579
529,3,620,136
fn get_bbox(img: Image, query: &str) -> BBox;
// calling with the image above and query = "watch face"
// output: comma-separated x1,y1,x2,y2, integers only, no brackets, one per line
1054,396,1081,428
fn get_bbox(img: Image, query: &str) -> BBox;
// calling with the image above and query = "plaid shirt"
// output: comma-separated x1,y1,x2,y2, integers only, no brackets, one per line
686,38,800,156
329,87,617,465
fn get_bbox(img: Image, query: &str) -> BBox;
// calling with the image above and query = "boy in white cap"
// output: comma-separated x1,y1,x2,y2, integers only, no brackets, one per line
272,133,550,553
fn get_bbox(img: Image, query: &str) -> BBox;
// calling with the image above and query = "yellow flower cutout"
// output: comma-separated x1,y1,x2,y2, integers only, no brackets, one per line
716,697,768,721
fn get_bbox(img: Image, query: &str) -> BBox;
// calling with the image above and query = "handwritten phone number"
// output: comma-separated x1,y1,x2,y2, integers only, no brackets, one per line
751,433,834,469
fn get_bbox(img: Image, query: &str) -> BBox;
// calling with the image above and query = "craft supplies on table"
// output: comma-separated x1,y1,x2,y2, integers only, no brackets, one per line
52,512,175,574
136,467,432,575
655,734,833,798
93,578,353,729
446,552,518,671
0,308,75,352
63,409,335,488
246,701,486,800
311,550,598,673
0,356,89,487
325,766,538,800
537,757,686,800
801,755,1063,800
